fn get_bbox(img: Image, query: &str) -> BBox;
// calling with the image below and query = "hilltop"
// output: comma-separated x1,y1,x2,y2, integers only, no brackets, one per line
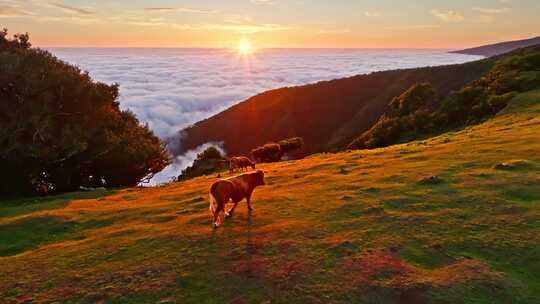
1,87,539,303
451,35,540,57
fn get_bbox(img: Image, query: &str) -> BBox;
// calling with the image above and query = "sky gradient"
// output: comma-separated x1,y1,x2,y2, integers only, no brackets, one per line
1,0,539,48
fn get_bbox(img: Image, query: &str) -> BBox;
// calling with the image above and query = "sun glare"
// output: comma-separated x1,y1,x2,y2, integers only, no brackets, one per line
238,39,253,55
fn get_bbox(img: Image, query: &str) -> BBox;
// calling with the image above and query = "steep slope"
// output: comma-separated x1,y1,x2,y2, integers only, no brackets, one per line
1,90,539,303
176,59,492,158
451,35,540,57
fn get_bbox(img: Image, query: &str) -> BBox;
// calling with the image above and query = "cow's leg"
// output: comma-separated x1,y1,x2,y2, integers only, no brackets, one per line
246,193,253,211
210,194,218,228
211,198,225,228
225,201,238,218
211,206,220,228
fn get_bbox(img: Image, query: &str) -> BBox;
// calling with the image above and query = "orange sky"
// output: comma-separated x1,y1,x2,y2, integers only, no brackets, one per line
1,0,539,48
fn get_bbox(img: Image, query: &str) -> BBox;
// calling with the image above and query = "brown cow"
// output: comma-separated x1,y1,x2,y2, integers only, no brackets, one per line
229,156,256,173
209,170,265,228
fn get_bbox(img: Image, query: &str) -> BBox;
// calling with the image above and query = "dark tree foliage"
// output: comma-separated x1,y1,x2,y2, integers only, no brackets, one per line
349,45,540,150
178,147,226,181
252,137,304,163
0,30,171,197
277,137,304,154
252,143,283,163
389,83,436,116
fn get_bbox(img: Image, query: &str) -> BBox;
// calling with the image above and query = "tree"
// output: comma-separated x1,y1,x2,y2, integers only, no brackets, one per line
178,147,227,180
0,30,170,197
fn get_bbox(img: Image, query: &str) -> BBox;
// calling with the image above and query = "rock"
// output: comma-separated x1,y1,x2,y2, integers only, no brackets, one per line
419,175,444,185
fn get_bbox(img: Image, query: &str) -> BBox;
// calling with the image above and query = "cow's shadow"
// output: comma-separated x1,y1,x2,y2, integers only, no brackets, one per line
208,211,254,276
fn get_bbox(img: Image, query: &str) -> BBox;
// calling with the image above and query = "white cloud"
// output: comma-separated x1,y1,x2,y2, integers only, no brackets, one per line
364,11,382,17
48,3,95,15
472,7,509,14
430,10,464,22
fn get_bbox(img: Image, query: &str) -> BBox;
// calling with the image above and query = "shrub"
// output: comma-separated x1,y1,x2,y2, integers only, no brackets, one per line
278,137,304,154
251,137,305,163
252,143,283,163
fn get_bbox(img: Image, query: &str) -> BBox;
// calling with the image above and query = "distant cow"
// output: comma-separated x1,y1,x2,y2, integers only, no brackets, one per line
229,156,256,173
208,170,265,228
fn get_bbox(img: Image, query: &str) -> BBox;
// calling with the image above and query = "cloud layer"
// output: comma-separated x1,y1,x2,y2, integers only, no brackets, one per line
52,48,482,138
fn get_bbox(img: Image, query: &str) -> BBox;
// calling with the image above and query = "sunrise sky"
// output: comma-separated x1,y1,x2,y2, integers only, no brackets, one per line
1,0,539,48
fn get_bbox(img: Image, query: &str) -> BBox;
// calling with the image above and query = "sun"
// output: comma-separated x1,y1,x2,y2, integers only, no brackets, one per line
237,39,253,55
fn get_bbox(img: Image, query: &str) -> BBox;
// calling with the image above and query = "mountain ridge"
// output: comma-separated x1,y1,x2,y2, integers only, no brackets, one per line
451,35,540,57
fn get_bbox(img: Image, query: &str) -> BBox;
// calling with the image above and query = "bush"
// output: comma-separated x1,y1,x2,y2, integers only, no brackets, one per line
252,143,283,163
178,147,226,180
0,30,170,197
278,137,304,154
251,137,305,163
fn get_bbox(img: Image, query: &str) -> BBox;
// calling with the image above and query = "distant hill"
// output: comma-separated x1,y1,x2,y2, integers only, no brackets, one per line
174,59,494,158
451,36,540,57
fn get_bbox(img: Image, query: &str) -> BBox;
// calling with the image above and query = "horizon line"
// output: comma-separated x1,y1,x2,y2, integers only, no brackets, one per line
43,46,462,51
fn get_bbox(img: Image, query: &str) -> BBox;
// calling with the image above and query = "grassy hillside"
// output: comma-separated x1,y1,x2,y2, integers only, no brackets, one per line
1,90,539,303
175,59,493,158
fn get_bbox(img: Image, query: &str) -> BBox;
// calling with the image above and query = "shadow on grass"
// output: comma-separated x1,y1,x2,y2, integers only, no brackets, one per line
0,215,113,257
0,190,116,219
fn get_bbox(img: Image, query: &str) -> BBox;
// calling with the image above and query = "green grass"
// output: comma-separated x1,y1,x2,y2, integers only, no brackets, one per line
0,216,113,257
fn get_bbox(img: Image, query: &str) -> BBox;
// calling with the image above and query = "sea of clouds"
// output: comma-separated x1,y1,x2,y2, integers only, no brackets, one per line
51,48,482,184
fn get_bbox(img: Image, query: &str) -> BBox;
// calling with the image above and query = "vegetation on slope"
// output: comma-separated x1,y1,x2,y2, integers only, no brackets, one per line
0,30,170,197
1,89,539,303
175,58,493,158
349,45,540,150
